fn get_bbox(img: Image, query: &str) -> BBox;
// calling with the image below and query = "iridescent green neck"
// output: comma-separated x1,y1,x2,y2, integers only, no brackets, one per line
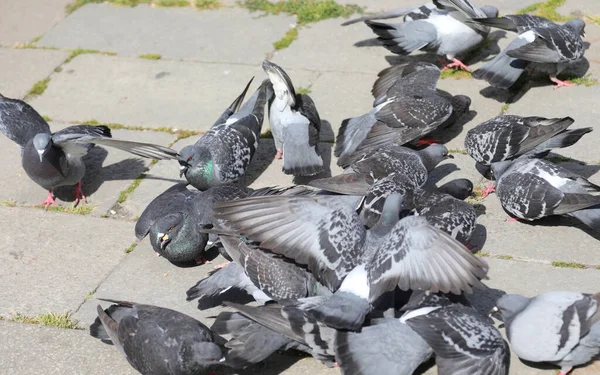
201,159,214,180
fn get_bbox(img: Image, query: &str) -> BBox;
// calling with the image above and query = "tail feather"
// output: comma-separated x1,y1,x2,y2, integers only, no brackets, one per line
283,142,323,176
307,292,371,331
231,79,272,136
309,173,373,195
569,206,600,231
212,77,254,126
341,8,413,26
185,263,248,301
472,36,531,89
334,111,378,160
365,20,435,55
91,304,127,357
532,127,593,155
91,138,179,160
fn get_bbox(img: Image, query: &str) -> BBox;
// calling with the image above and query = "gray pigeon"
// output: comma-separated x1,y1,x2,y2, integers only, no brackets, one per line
316,143,453,192
471,15,586,89
334,63,471,162
403,292,510,375
178,77,270,190
214,193,488,330
494,291,600,375
364,0,499,71
0,95,179,208
90,299,224,375
262,60,324,176
491,156,600,230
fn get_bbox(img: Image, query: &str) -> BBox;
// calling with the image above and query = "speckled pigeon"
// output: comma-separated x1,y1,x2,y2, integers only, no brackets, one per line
471,15,586,89
494,291,600,375
90,299,224,375
0,94,179,208
334,63,470,163
262,60,323,176
178,77,271,190
491,156,600,230
214,193,488,330
363,0,499,71
402,291,510,375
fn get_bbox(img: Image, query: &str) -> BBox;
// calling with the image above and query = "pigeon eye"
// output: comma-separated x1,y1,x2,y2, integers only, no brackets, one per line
187,156,192,162
169,226,174,231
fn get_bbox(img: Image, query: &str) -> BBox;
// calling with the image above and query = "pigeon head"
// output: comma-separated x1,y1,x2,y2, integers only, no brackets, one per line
490,160,513,180
452,95,472,115
475,162,493,179
184,342,224,367
152,213,185,253
179,146,216,191
493,294,531,322
418,144,453,171
437,178,474,200
32,133,52,162
481,5,499,18
565,19,586,37
262,59,296,106
178,145,196,177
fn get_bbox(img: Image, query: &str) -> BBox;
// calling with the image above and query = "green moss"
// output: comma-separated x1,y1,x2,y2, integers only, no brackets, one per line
242,0,363,25
31,35,43,43
261,129,274,138
195,0,221,9
551,261,586,269
176,129,201,139
65,48,117,64
118,174,146,203
440,69,472,80
27,78,51,97
0,199,18,207
475,251,490,258
54,66,63,73
516,0,570,22
156,0,189,6
84,289,97,301
296,86,312,95
42,115,53,122
273,28,298,50
125,243,138,254
497,255,513,260
545,155,571,163
139,53,162,60
81,119,101,126
500,103,510,114
11,311,79,329
448,148,468,155
568,74,599,87
44,205,96,215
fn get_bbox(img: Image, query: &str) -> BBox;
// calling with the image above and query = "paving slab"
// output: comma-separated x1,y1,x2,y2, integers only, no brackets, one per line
558,0,600,17
0,121,177,215
38,4,296,64
494,0,541,14
29,54,319,129
0,0,71,46
0,48,70,99
0,206,134,318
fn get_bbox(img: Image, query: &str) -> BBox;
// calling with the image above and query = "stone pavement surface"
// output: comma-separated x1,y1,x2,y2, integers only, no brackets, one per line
1,1,600,374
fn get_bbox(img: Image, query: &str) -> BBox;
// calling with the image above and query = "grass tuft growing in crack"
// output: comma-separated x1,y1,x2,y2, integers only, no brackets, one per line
155,0,189,6
125,243,138,254
196,0,221,9
242,0,363,24
139,53,162,60
44,205,96,215
516,0,570,22
27,78,51,97
11,311,79,329
568,74,599,87
273,28,299,50
497,255,513,260
118,174,147,203
551,261,586,269
65,48,117,64
440,69,472,80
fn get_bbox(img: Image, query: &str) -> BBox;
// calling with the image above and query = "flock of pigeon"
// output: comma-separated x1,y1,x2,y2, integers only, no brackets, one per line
1,0,599,374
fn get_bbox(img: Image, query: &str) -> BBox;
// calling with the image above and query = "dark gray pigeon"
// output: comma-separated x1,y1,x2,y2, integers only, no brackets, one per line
262,60,323,176
178,77,270,190
317,143,452,192
364,0,499,71
214,193,488,330
491,156,600,230
494,291,600,375
0,94,179,208
334,62,471,162
471,15,586,89
90,299,224,375
402,291,510,375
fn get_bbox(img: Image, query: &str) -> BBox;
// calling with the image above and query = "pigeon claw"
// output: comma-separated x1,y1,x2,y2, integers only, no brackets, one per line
476,183,496,199
214,261,231,270
550,76,576,89
441,58,471,72
275,149,283,159
73,181,87,207
506,217,520,222
557,366,572,375
415,137,441,146
39,190,59,210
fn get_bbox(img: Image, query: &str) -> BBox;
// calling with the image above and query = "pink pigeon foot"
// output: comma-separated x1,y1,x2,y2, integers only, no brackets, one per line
275,149,283,159
73,181,87,207
156,252,162,257
550,76,576,89
476,183,496,199
39,190,59,210
557,367,572,375
465,242,477,252
415,137,441,146
441,58,471,72
214,261,231,270
506,217,520,222
195,255,211,265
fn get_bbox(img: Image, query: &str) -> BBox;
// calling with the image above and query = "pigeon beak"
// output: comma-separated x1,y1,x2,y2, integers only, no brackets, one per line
488,306,503,321
157,232,169,250
179,165,187,178
37,149,45,163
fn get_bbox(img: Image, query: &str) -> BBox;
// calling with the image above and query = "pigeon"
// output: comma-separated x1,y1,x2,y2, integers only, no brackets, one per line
334,62,471,162
465,115,592,197
313,143,453,194
491,156,600,230
262,60,323,176
493,291,600,375
364,0,499,71
90,299,224,375
178,77,270,190
0,94,179,208
341,3,437,26
471,15,586,89
403,291,510,375
214,193,488,330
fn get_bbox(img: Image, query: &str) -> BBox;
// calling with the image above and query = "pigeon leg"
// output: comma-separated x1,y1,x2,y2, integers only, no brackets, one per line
415,137,441,146
465,242,477,252
557,366,572,375
441,58,471,72
214,261,231,270
550,76,576,89
73,181,87,207
506,217,520,222
475,183,496,199
195,255,211,265
275,149,283,159
38,190,59,210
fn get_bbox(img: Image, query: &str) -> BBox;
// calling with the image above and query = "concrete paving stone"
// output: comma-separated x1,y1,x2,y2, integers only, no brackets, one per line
38,4,296,64
0,121,177,215
506,85,600,164
0,206,134,318
493,0,541,14
336,0,399,13
0,48,70,99
0,0,71,46
29,54,319,129
558,0,600,17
